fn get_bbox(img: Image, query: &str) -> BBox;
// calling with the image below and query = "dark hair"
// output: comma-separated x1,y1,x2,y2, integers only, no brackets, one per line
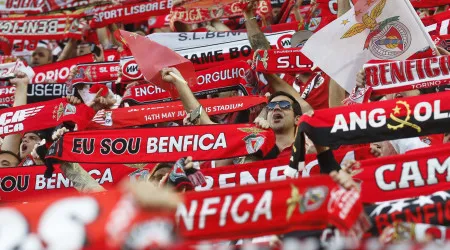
0,150,21,163
268,91,302,116
149,162,173,179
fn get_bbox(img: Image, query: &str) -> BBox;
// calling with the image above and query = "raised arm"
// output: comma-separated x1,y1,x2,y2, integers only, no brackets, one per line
161,68,215,125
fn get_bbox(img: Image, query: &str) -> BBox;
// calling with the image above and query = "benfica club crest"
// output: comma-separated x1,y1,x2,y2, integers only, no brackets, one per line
341,0,411,59
286,185,328,221
238,127,266,154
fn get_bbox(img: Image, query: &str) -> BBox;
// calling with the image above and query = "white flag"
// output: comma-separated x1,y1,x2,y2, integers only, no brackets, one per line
301,0,433,93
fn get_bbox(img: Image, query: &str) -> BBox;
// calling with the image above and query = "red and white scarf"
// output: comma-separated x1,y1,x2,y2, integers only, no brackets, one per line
46,124,275,164
0,163,136,203
423,10,450,36
70,61,120,86
89,96,267,129
254,48,314,74
32,50,120,83
413,0,450,8
0,14,85,40
0,98,95,137
90,0,172,28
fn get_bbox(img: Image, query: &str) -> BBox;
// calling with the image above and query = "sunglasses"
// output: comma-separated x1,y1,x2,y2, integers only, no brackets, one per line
267,100,292,110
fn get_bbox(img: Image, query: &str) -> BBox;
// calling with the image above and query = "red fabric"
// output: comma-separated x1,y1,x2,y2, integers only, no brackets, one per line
254,48,313,73
0,164,136,203
118,30,196,98
31,50,119,84
0,98,95,137
70,62,120,86
90,0,172,28
421,10,450,36
121,61,253,104
354,144,450,203
412,0,450,8
46,124,275,164
88,96,267,130
298,72,330,110
179,175,364,242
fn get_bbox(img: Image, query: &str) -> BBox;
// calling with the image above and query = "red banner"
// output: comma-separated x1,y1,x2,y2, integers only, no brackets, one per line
179,175,365,241
47,124,275,163
0,14,84,40
0,98,95,136
122,61,253,104
254,48,313,74
355,144,450,203
90,0,172,28
411,0,450,8
31,50,120,83
88,96,267,129
0,164,136,203
70,61,120,86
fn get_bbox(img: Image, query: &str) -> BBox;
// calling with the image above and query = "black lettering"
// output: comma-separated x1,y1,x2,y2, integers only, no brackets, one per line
200,52,214,64
190,54,200,64
1,176,16,192
100,138,112,154
241,45,252,57
214,51,224,62
179,33,188,41
205,32,214,39
112,138,127,154
217,32,225,38
128,138,141,154
193,32,201,40
17,175,29,191
83,138,95,155
72,138,83,153
229,47,239,59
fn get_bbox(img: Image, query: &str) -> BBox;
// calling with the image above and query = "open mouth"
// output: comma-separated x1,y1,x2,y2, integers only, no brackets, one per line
21,144,28,152
272,113,284,122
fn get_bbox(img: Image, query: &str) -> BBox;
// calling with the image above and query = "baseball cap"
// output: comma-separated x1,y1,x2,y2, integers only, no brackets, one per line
291,30,314,48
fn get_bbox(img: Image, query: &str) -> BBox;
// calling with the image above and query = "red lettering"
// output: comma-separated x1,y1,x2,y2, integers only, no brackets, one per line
404,208,421,223
416,59,426,80
390,62,406,84
424,57,440,78
423,204,436,224
365,66,379,87
379,64,391,85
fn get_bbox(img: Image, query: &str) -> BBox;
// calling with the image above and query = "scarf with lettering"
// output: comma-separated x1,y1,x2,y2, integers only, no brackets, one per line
179,175,368,242
0,163,136,203
121,61,254,104
169,0,271,29
0,98,95,137
365,189,450,236
31,50,119,84
88,96,267,129
46,124,275,164
253,48,314,74
0,188,177,249
0,83,74,107
90,0,172,28
0,59,35,80
0,14,85,40
412,0,450,8
288,91,450,177
379,222,450,244
346,55,450,104
119,56,143,82
69,61,120,86
422,10,450,36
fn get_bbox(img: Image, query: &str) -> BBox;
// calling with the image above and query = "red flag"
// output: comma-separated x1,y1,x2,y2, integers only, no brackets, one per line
117,30,196,98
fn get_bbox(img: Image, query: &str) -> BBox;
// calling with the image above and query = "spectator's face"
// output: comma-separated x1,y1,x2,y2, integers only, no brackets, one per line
20,133,41,159
272,7,281,17
31,47,52,67
0,153,19,168
267,96,296,133
385,90,420,100
77,44,91,56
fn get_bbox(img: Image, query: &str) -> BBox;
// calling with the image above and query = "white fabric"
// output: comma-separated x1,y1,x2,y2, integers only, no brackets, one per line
389,137,429,154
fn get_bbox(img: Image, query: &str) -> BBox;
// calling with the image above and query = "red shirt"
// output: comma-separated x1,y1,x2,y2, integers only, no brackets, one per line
297,72,330,110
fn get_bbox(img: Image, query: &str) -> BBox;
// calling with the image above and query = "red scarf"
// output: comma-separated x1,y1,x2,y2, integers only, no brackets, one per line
354,144,450,203
46,124,275,164
422,10,450,36
70,61,120,85
412,0,450,8
90,0,172,28
122,61,252,104
254,48,313,74
364,55,450,96
88,96,267,129
32,50,120,84
119,56,143,82
290,91,450,175
179,175,366,242
0,14,84,40
0,98,95,137
0,164,136,203
169,0,271,27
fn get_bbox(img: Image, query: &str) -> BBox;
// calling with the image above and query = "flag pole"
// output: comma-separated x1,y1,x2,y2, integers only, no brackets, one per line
402,0,437,51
